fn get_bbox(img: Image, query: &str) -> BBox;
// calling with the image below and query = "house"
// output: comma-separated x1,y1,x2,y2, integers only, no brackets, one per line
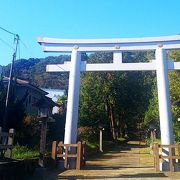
3,77,58,116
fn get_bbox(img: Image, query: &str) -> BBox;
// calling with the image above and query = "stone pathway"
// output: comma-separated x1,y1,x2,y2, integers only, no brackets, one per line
45,141,180,179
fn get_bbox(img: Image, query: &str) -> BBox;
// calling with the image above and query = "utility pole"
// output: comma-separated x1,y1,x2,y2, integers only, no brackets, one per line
3,34,19,130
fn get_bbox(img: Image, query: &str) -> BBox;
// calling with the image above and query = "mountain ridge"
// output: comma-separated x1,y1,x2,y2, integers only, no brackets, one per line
2,55,70,89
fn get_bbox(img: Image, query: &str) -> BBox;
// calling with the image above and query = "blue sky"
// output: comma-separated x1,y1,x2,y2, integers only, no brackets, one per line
0,0,180,65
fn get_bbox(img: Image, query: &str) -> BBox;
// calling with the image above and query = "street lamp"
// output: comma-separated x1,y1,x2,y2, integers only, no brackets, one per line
33,97,57,178
36,100,56,168
149,123,156,143
98,124,104,152
37,106,49,168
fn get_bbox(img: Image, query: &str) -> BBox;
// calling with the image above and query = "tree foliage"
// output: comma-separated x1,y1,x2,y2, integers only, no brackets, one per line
144,50,180,142
79,52,155,140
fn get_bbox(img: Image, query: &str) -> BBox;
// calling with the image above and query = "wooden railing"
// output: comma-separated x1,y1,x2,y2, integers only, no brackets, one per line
153,143,180,172
51,141,86,170
0,128,14,157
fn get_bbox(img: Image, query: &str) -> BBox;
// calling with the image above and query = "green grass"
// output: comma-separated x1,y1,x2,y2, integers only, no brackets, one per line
85,140,116,158
11,144,39,159
85,141,99,152
117,137,126,141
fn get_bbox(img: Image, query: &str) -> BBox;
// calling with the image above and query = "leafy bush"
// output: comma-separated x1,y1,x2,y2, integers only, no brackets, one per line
15,114,40,147
77,126,96,141
12,144,39,159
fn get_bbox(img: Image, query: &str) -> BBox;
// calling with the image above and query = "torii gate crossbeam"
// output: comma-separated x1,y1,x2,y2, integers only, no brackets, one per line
38,35,180,170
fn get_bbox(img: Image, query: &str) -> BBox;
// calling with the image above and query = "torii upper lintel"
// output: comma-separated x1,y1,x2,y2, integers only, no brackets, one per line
38,35,180,72
38,35,180,52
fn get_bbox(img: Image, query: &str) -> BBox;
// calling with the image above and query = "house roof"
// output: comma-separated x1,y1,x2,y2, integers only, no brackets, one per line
3,76,60,108
3,76,29,84
3,76,48,95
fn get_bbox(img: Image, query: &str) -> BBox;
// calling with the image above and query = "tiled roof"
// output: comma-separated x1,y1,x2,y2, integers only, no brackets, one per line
3,76,48,95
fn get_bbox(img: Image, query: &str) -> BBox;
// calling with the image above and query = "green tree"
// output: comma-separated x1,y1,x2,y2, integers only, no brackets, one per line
169,50,180,142
79,51,155,140
144,50,180,141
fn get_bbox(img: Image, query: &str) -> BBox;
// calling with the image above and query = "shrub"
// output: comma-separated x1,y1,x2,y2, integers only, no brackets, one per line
77,126,96,141
12,144,39,159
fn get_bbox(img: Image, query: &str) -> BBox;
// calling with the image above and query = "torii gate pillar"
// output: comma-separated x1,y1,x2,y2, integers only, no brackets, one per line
64,50,81,144
156,47,174,145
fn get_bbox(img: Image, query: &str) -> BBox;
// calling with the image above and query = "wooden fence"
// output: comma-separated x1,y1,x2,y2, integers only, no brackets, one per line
51,141,86,170
153,143,180,172
0,128,14,157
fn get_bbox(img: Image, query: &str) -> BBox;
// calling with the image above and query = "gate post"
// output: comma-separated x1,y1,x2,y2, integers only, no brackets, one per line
156,47,174,170
64,50,81,145
153,143,160,171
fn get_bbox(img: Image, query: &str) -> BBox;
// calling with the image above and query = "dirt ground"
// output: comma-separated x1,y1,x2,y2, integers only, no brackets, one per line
40,141,180,180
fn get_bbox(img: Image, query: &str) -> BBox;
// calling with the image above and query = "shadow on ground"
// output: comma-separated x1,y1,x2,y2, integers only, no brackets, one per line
33,141,180,180
54,172,167,179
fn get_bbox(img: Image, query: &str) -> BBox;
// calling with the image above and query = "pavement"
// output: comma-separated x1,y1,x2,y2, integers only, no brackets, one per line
42,141,180,180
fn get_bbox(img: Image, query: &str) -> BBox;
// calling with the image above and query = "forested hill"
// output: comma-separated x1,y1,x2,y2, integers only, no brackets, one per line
2,55,71,89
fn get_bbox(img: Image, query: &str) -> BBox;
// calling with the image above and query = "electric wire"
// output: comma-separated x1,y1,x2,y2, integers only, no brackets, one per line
0,37,15,50
19,39,27,49
0,26,19,54
0,26,33,61
56,64,67,72
20,39,35,58
0,26,16,36
1,26,67,72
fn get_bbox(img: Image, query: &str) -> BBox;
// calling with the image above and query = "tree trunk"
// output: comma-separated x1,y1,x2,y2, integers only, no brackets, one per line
109,104,117,140
105,97,117,140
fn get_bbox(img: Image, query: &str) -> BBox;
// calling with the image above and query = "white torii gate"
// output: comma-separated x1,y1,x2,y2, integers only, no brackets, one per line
38,35,180,149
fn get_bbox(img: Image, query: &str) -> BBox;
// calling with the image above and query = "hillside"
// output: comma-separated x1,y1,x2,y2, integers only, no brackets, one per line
2,55,70,89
